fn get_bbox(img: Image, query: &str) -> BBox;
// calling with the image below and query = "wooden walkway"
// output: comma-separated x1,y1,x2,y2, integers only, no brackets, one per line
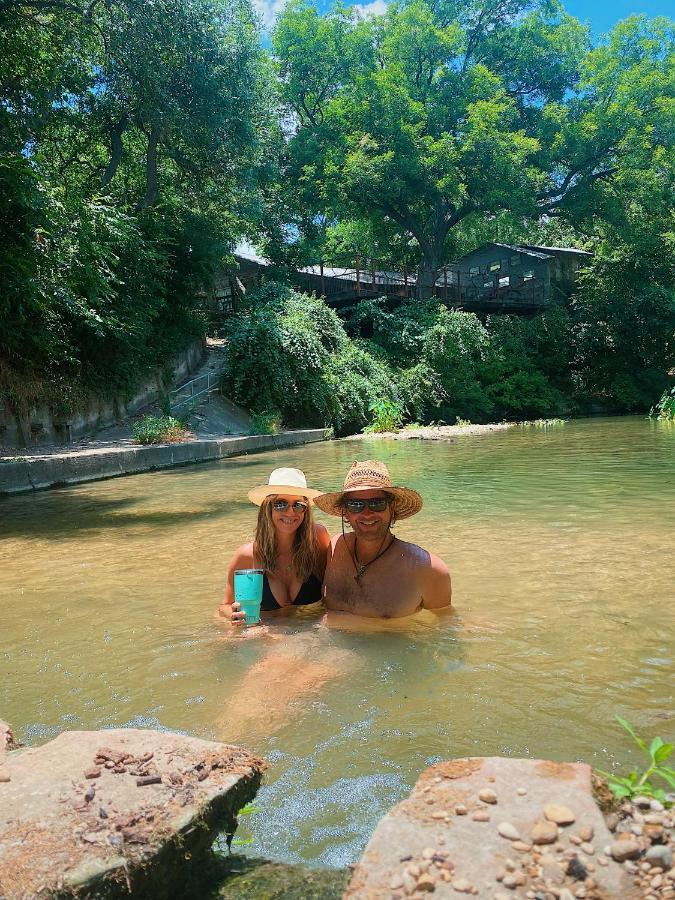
234,249,549,313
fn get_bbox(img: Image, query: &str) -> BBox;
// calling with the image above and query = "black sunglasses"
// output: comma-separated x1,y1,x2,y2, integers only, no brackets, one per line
272,498,308,512
342,497,391,513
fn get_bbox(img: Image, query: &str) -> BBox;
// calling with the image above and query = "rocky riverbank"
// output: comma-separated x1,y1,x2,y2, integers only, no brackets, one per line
346,756,674,899
2,720,672,899
0,727,265,898
346,422,516,442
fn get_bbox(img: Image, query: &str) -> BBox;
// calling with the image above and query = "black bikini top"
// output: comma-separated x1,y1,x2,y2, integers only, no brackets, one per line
260,573,323,611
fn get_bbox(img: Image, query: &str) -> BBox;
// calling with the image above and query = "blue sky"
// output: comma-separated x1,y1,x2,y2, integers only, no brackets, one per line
255,0,673,36
562,0,673,36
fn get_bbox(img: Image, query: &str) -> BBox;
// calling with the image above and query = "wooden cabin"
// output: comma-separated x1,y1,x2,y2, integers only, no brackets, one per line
444,243,592,309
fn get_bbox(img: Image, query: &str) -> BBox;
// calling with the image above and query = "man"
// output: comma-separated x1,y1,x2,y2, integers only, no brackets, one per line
315,460,452,618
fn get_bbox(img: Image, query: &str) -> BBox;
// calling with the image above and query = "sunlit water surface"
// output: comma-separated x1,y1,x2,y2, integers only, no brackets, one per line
1,417,674,867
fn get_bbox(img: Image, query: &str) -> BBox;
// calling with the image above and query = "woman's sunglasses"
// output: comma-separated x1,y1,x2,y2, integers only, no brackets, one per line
342,497,391,513
272,499,308,513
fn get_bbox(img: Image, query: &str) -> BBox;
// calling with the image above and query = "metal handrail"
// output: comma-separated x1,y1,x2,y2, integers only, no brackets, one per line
169,371,221,415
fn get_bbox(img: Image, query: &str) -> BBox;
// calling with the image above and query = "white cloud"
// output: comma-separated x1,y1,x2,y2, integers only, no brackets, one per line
351,0,387,19
253,0,289,31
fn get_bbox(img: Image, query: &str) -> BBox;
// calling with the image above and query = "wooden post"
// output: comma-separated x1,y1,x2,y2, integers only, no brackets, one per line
320,262,325,297
371,258,376,289
443,266,448,302
403,265,408,295
356,257,361,295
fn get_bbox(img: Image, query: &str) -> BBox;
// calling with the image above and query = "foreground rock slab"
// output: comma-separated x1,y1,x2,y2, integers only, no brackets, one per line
346,757,637,899
0,728,265,899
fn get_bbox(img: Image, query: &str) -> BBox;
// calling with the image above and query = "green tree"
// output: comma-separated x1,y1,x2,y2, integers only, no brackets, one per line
0,0,273,413
274,0,671,293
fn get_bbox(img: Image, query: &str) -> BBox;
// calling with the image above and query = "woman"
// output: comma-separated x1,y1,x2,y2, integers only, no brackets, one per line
219,467,330,625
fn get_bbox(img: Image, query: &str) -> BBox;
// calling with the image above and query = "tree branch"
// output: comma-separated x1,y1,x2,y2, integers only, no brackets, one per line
101,114,127,187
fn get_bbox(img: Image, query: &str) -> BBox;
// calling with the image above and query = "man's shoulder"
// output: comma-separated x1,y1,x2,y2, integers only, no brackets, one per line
396,539,449,577
396,538,432,565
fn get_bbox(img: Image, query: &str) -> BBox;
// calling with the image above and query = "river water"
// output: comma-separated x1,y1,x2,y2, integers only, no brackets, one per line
1,417,673,867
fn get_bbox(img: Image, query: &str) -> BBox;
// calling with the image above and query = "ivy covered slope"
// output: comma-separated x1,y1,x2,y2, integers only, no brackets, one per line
0,0,275,416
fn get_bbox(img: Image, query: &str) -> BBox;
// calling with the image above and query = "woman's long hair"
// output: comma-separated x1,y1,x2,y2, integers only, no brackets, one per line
254,497,318,582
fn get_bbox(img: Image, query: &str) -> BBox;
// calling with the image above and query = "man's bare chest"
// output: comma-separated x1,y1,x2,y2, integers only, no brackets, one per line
325,557,423,617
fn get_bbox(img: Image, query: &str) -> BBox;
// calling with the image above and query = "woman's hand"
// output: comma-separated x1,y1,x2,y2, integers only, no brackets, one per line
219,600,246,626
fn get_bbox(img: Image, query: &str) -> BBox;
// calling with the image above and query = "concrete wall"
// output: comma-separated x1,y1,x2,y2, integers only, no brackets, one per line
0,429,327,496
0,340,206,450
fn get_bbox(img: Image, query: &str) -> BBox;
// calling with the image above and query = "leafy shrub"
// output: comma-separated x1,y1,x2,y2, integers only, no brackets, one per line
650,386,675,420
221,283,397,434
132,416,188,444
364,399,403,433
597,716,674,804
249,411,282,434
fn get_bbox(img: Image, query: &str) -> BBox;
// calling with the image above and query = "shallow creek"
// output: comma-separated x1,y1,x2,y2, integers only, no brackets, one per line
1,416,673,867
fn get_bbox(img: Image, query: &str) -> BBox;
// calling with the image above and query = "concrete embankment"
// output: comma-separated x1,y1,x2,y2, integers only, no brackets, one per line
0,429,326,496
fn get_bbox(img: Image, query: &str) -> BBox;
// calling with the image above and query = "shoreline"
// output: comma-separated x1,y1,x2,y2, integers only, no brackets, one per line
0,429,326,497
344,421,522,441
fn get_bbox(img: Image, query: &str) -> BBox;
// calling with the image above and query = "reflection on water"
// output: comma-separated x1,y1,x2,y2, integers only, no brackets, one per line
1,417,674,866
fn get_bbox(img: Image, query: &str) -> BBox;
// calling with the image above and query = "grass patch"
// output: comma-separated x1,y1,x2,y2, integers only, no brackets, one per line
132,415,190,445
249,411,282,435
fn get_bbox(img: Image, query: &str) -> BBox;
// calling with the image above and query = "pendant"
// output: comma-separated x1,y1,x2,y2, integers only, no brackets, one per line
354,565,366,583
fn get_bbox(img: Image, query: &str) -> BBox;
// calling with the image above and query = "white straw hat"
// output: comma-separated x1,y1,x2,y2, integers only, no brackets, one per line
247,468,322,506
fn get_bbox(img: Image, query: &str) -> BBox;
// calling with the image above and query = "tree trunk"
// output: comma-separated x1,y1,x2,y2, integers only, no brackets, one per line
101,115,127,188
416,245,441,299
138,124,160,209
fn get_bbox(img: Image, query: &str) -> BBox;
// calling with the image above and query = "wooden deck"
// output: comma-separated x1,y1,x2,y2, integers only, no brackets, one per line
233,249,550,313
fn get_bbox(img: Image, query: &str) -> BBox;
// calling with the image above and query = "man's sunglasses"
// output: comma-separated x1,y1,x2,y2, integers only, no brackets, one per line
342,497,391,514
272,499,308,513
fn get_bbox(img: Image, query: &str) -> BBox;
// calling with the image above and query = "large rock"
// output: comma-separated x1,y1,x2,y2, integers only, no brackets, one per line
0,729,265,899
346,757,638,899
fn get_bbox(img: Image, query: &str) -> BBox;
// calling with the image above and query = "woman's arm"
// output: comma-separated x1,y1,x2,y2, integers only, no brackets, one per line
219,543,256,625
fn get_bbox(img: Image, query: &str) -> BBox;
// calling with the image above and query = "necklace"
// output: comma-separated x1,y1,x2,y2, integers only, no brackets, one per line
277,551,294,575
350,534,396,584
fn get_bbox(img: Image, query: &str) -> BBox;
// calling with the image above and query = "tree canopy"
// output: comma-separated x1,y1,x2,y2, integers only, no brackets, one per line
273,0,674,292
0,0,274,409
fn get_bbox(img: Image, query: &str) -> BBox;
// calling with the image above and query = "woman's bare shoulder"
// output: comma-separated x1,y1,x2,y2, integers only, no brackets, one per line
314,522,332,549
228,542,256,571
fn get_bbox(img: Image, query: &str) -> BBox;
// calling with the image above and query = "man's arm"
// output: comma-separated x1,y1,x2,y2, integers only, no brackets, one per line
421,554,452,610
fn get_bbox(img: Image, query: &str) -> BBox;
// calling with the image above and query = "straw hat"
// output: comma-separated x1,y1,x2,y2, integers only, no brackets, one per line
247,468,322,506
314,460,422,519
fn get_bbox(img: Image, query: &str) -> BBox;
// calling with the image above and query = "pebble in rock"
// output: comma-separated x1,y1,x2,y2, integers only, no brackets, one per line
645,845,673,870
479,788,498,804
517,788,528,796
633,796,652,808
417,874,436,892
543,804,576,826
0,770,10,783
390,874,404,890
578,826,594,842
605,813,619,832
498,822,522,841
512,841,532,852
451,877,473,893
455,804,468,815
532,820,558,844
472,810,490,822
610,839,642,862
580,842,595,856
